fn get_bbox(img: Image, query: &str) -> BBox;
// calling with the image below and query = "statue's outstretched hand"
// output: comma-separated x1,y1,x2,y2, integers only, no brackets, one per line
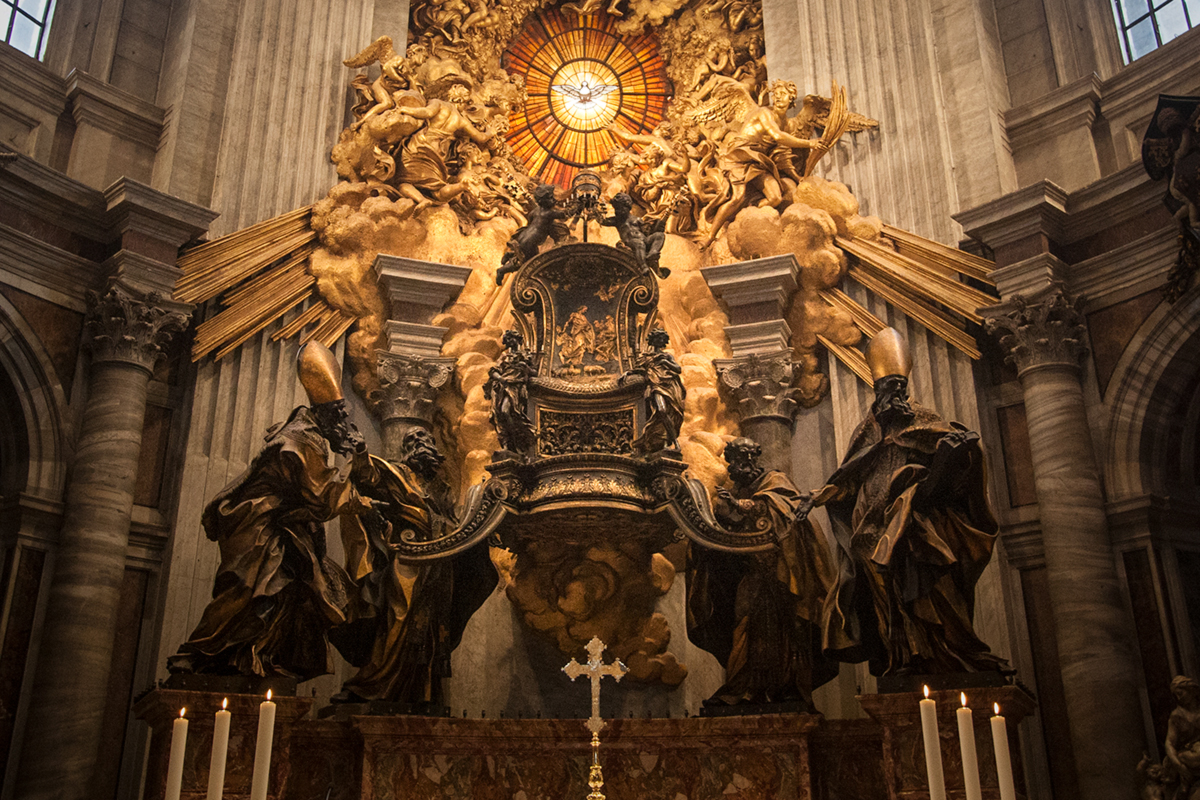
795,490,814,522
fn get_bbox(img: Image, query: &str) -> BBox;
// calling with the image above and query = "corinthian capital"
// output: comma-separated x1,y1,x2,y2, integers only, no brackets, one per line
374,352,455,427
84,287,189,371
714,351,799,423
985,288,1088,374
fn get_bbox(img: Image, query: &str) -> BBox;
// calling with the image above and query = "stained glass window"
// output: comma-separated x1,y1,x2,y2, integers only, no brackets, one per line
504,8,672,188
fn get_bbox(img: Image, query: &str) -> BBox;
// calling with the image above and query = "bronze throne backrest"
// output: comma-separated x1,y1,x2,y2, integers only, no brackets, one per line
509,243,659,458
511,242,658,383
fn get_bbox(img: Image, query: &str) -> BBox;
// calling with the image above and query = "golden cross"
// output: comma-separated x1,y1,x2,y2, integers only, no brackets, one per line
563,636,627,735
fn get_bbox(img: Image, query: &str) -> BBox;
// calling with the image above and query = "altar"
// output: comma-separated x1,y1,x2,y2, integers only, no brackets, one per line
136,686,1034,800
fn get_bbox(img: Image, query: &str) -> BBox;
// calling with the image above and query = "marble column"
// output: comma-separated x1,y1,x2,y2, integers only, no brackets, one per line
986,289,1144,800
702,254,801,473
15,286,189,800
713,352,798,474
376,353,455,460
373,254,471,460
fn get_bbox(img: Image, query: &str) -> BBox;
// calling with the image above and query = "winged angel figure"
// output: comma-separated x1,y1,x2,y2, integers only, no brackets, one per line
343,36,423,130
682,77,877,246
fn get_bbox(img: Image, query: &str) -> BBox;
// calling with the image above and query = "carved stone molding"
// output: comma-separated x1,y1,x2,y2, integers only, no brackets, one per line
714,351,799,423
985,288,1088,375
84,286,189,371
374,352,455,427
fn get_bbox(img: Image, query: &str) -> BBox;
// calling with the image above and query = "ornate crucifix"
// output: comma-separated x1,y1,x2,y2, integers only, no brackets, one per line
563,636,628,733
564,636,627,800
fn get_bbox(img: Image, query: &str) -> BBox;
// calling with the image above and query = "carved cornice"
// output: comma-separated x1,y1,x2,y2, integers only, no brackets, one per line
374,352,455,427
700,253,800,322
84,286,189,371
374,254,472,324
714,351,799,423
64,70,165,150
985,288,1088,375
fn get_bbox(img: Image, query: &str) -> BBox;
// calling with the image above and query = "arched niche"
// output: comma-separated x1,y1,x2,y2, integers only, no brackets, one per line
0,294,69,503
1104,284,1200,501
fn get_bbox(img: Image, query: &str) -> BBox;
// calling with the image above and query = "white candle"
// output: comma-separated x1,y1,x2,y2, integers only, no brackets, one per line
249,690,276,800
206,698,231,800
919,686,947,800
957,693,982,800
165,707,188,800
991,703,1017,800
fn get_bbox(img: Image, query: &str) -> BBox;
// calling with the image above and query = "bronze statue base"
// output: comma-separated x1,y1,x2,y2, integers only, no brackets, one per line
162,671,298,697
874,669,1012,695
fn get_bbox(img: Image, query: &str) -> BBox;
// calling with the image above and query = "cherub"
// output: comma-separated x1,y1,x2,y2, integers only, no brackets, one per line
603,192,668,278
343,37,429,129
609,123,691,229
687,41,736,103
601,147,645,201
496,184,571,284
561,0,624,15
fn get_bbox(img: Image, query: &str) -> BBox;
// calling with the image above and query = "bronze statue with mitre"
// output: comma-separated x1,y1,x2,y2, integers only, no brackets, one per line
814,328,1007,677
167,343,372,681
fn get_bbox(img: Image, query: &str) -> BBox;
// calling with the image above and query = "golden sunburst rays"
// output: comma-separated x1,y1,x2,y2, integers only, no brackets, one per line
174,207,352,362
504,7,671,188
819,227,996,384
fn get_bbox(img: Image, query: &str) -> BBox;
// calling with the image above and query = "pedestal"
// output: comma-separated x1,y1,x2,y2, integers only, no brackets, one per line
135,689,313,800
858,686,1036,800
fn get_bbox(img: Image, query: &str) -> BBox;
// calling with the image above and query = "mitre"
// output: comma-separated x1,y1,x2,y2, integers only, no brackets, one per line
297,342,344,405
867,327,912,382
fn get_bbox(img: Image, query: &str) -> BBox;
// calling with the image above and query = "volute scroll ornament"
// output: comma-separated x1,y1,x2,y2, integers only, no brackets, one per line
387,476,513,561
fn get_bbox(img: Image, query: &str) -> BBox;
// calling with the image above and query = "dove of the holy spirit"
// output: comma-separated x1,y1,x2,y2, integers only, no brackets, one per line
552,79,619,113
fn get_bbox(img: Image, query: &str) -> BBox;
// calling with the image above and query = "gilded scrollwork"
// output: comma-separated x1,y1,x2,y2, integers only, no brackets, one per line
389,477,511,560
537,409,635,456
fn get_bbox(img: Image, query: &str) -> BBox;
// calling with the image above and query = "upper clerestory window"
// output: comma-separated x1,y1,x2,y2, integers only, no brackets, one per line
1112,0,1196,61
1,0,55,60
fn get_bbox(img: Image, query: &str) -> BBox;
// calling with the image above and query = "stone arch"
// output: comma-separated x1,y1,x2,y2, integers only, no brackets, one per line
0,294,69,500
1103,283,1200,501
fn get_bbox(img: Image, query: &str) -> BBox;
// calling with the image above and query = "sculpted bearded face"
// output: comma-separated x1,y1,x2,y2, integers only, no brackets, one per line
312,400,364,456
402,428,445,480
723,437,764,487
871,375,913,424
